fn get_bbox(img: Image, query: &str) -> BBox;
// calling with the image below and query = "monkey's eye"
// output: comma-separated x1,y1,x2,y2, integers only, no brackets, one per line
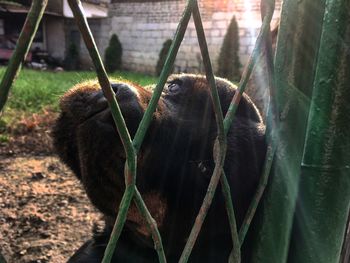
166,80,183,95
168,83,180,92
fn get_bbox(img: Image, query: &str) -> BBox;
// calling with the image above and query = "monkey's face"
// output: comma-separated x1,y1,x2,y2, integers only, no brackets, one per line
57,80,150,135
52,80,153,216
53,74,266,260
52,75,239,216
163,75,216,133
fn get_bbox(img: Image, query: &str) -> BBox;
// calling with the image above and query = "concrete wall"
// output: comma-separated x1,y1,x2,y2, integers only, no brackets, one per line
65,18,106,69
47,0,63,14
45,16,65,61
102,0,281,75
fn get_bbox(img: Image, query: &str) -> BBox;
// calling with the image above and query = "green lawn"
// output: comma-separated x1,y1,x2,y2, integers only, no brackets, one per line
0,67,157,113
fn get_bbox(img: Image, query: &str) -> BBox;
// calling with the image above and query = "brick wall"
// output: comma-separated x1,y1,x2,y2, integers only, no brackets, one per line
101,0,281,75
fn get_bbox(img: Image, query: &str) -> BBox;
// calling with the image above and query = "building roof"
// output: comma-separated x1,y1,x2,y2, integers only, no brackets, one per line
0,1,61,16
63,0,107,18
111,0,177,2
0,0,107,18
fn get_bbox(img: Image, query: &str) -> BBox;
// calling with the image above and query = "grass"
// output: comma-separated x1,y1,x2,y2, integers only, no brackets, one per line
0,67,157,113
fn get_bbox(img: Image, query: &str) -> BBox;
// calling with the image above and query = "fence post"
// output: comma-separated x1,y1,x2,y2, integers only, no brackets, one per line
247,0,326,262
288,1,350,262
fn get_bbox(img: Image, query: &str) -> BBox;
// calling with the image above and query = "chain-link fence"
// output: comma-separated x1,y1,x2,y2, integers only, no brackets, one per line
0,0,349,263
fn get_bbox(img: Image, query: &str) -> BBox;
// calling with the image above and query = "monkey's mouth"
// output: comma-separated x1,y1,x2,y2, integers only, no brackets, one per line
83,105,109,124
78,83,143,124
77,90,108,120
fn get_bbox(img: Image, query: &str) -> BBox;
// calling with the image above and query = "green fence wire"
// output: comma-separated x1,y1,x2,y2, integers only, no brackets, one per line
1,0,349,262
237,0,276,246
0,0,277,262
66,0,277,262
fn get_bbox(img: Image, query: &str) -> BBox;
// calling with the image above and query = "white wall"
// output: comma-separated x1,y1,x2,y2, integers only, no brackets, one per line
45,16,66,61
103,0,281,75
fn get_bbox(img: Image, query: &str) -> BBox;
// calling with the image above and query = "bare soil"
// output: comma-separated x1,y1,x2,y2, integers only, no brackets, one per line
0,113,102,263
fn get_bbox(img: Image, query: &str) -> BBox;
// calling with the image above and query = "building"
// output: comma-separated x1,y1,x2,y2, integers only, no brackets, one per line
0,0,108,67
102,0,281,74
0,0,281,73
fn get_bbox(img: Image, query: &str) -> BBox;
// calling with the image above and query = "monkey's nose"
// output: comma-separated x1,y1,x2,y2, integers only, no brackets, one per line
111,83,130,94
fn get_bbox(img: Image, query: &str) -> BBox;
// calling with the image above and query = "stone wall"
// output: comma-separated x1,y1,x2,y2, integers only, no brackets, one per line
45,16,66,61
65,18,105,69
101,0,282,75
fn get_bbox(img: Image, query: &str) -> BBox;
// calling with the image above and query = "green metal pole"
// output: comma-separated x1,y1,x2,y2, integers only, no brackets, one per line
288,1,350,262
66,2,138,262
0,0,48,112
340,213,350,262
132,0,194,152
248,0,326,262
0,252,6,263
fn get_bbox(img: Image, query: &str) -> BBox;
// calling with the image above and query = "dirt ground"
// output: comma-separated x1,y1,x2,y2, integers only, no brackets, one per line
0,113,102,263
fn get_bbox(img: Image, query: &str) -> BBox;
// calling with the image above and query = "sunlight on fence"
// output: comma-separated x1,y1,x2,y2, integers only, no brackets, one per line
0,0,277,262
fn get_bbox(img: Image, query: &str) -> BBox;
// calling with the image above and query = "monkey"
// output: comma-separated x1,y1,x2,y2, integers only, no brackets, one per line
52,74,266,262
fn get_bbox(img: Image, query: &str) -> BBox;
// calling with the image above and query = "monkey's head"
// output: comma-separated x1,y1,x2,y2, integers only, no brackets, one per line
52,74,261,218
53,74,265,260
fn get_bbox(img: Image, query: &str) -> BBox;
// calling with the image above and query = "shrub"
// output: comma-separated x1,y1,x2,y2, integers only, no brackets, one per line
63,42,80,71
217,16,241,82
156,39,173,76
105,34,123,73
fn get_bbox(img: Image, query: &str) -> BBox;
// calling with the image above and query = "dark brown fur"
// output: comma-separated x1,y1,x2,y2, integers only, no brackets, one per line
52,74,266,262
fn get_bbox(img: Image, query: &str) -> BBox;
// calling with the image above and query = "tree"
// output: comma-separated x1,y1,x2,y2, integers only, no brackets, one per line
217,16,241,82
156,39,173,76
63,42,80,71
104,34,123,73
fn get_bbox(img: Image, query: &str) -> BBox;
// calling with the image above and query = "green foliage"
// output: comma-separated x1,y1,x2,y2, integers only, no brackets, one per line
0,67,157,113
217,16,241,82
0,134,9,143
105,34,123,73
0,119,7,133
156,39,173,76
63,42,80,71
